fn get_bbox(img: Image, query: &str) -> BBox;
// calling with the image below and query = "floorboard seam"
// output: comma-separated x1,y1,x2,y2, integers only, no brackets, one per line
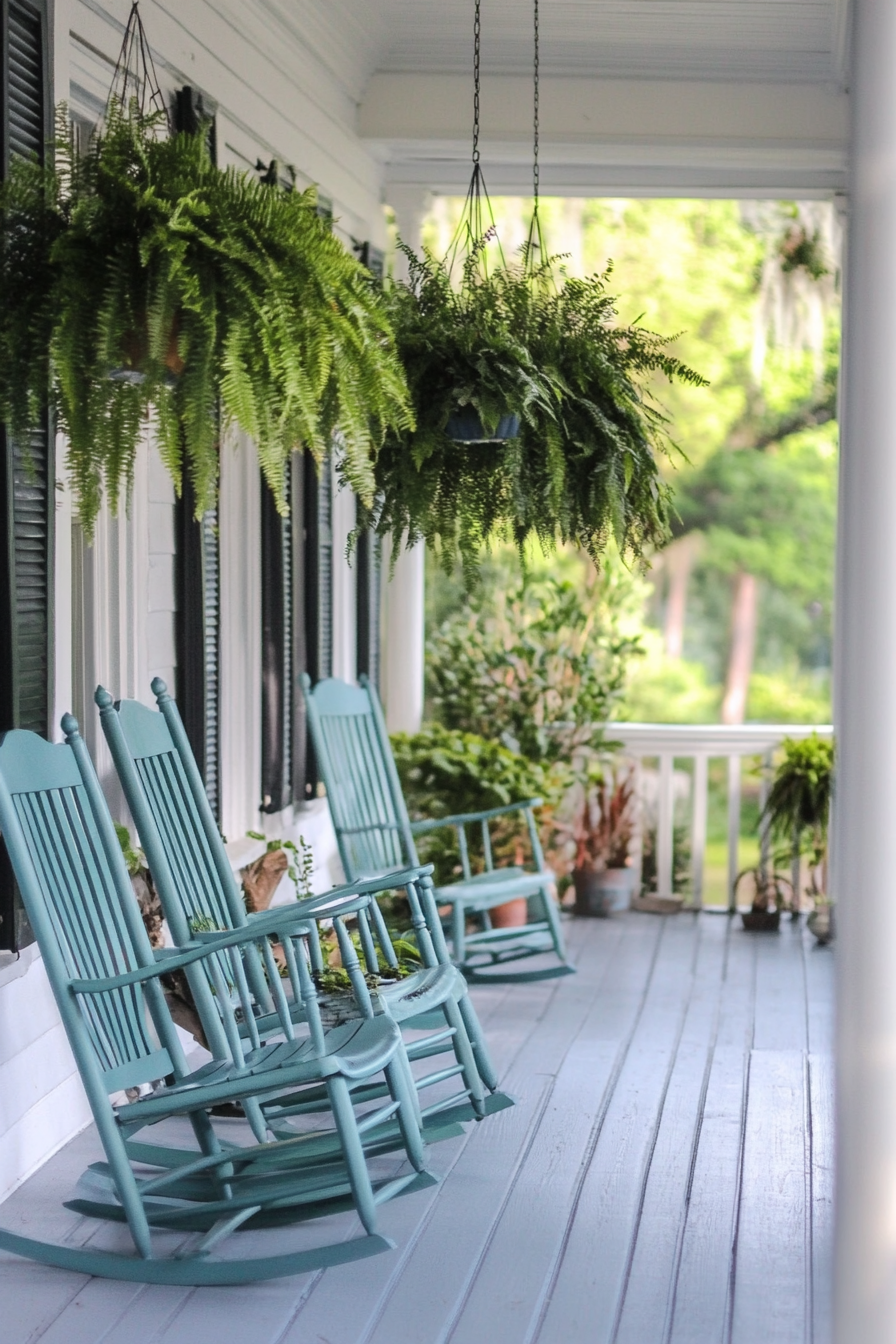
720,946,757,1344
524,919,669,1344
289,931,585,1339
662,914,732,1344
608,918,708,1344
804,1051,814,1344
437,1079,557,1344
357,921,628,1344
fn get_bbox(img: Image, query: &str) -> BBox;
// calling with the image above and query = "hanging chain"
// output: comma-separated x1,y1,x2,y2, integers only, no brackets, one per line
532,0,540,208
472,0,482,165
108,2,168,127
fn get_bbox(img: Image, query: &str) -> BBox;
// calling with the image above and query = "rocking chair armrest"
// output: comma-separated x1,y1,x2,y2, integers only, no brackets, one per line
70,940,226,993
70,910,344,992
240,864,438,934
244,891,373,933
411,799,544,834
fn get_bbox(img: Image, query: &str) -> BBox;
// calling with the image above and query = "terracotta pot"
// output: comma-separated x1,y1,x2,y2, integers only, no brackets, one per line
488,897,529,928
573,867,633,918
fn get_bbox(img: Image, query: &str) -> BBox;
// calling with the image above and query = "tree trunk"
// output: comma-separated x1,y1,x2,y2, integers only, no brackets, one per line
722,570,758,724
663,535,699,659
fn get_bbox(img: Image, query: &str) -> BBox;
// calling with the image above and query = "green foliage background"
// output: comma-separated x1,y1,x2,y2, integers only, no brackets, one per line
422,196,839,725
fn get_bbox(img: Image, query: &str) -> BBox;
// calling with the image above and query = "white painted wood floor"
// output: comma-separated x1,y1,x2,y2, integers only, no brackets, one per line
0,911,834,1344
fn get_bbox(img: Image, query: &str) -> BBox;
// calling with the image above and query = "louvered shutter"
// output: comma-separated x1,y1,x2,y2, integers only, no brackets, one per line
172,90,221,817
1,0,51,950
260,466,295,813
353,242,384,687
355,528,382,691
174,482,221,817
295,450,333,800
259,446,335,810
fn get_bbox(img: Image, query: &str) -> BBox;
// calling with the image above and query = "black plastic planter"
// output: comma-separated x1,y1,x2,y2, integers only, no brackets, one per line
444,408,520,444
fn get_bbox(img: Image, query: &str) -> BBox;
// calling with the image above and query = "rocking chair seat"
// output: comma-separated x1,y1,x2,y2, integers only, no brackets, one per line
376,963,461,1022
118,1015,404,1123
434,867,554,908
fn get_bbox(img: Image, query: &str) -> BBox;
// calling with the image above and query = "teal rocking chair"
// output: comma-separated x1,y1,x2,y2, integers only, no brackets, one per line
0,722,434,1284
302,675,575,983
96,681,505,1134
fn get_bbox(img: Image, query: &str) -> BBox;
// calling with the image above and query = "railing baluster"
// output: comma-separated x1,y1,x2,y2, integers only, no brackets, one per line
727,755,741,912
657,753,674,899
759,749,772,881
691,754,708,910
604,723,831,915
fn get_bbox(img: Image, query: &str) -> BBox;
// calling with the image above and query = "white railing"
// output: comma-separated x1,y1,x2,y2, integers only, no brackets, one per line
609,723,834,910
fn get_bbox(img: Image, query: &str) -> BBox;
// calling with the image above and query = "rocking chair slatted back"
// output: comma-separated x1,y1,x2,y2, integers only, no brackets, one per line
301,675,417,881
0,727,178,1091
96,686,280,1047
102,691,240,942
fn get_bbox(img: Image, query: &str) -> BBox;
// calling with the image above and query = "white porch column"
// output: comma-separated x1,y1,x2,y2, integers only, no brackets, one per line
381,186,432,734
834,4,896,1340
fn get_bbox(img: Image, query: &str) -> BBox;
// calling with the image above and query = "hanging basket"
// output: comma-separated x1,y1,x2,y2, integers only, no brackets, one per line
444,408,520,444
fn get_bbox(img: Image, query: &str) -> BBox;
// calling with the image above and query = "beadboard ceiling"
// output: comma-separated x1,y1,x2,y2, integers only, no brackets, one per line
268,0,852,197
276,0,850,92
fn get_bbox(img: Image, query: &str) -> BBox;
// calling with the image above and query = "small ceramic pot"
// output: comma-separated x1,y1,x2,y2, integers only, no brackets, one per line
573,867,633,917
444,408,520,443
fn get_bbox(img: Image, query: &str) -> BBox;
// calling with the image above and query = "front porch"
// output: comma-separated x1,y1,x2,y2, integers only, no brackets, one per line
0,910,833,1344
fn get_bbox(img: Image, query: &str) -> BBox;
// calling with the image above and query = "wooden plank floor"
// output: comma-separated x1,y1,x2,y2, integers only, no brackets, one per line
0,912,834,1344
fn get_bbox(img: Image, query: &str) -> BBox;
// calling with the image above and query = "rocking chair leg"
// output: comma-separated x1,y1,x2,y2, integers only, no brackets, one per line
539,882,567,960
326,1076,379,1235
456,992,500,1092
452,902,466,968
384,1059,427,1173
243,1095,270,1143
442,999,487,1118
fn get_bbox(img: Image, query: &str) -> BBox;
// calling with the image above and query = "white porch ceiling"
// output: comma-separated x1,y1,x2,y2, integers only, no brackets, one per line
273,0,852,197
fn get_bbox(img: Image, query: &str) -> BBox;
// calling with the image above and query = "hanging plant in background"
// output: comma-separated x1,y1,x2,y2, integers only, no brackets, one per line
0,6,412,536
357,0,705,582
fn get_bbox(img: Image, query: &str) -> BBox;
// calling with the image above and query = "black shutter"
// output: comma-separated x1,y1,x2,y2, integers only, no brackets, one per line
297,450,333,800
260,449,334,810
260,469,295,814
355,526,381,690
1,0,50,951
352,242,384,687
172,90,221,819
174,482,220,817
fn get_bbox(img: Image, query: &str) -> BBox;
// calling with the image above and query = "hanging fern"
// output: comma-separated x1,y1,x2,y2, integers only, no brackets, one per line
359,243,706,583
0,105,413,535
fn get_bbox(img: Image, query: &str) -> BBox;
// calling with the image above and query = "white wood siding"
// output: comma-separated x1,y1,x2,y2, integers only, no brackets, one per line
0,0,392,1203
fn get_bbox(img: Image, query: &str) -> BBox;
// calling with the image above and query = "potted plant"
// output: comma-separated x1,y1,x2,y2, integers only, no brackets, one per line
0,104,412,536
762,733,835,942
735,865,793,931
313,926,423,1029
552,763,636,917
363,244,705,582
